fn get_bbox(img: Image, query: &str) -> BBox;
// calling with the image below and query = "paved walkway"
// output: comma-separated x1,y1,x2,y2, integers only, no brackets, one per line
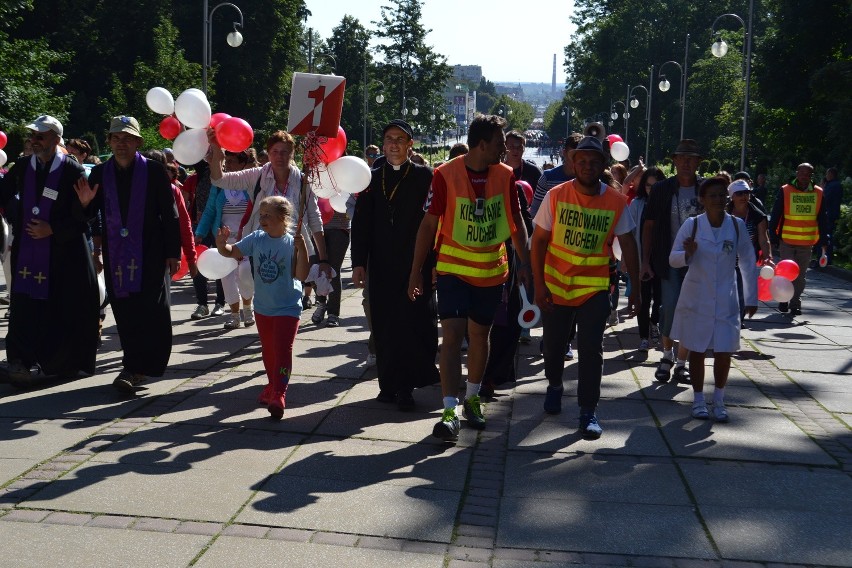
1,260,850,568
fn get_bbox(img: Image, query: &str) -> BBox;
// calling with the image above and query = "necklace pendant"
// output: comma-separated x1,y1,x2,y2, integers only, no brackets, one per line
32,206,40,216
120,228,129,238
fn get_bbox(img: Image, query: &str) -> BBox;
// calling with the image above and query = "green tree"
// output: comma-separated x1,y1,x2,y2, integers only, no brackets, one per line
489,95,535,132
327,15,373,154
372,0,452,129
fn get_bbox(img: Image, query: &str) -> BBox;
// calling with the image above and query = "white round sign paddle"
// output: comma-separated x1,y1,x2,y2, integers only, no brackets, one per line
517,283,541,328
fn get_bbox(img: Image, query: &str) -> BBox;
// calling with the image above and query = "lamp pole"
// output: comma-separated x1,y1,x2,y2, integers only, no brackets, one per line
362,58,385,150
561,106,571,138
610,100,627,135
629,67,653,163
711,0,754,171
202,0,245,95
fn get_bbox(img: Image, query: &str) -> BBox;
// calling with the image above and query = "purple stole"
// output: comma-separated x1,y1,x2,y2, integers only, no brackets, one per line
103,153,147,298
13,153,66,299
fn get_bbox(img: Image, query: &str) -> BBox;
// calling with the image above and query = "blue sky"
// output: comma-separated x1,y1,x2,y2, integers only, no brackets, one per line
304,0,575,84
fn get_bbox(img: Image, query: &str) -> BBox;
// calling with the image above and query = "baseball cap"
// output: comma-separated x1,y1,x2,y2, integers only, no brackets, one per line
26,115,63,137
109,116,143,138
382,119,413,140
727,179,752,198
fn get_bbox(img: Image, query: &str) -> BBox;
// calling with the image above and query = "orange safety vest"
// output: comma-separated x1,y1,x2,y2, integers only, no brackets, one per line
434,158,515,287
780,183,822,246
544,180,626,306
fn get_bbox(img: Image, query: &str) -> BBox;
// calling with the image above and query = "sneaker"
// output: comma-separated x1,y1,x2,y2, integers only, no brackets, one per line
302,295,313,310
242,307,255,327
790,302,802,316
326,314,339,327
519,328,531,345
713,402,729,422
564,346,574,361
650,323,661,344
638,339,650,352
311,302,327,324
191,304,209,320
777,302,789,313
0,295,9,305
543,385,564,414
691,402,709,420
113,370,146,393
210,304,225,316
365,353,377,368
463,395,486,430
268,392,286,420
376,389,396,403
432,407,461,441
578,413,603,439
223,313,241,330
608,309,619,326
672,365,691,385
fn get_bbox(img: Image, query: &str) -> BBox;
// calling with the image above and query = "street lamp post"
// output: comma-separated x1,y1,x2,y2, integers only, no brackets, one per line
629,65,653,162
657,33,690,140
561,106,571,138
402,96,419,118
202,0,245,95
313,53,336,74
362,59,385,149
711,0,754,171
610,100,627,136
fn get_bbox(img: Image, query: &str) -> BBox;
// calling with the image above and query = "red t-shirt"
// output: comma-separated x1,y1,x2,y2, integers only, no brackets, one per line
426,167,521,216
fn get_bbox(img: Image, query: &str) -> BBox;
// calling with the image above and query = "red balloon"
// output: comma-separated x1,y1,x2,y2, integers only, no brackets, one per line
607,134,624,145
159,116,182,140
195,244,208,257
317,197,334,225
210,113,231,128
774,259,800,281
757,276,772,302
172,251,189,281
0,131,7,150
215,117,254,152
319,126,347,164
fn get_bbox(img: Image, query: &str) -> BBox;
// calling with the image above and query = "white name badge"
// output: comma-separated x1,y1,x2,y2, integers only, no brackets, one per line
42,188,59,201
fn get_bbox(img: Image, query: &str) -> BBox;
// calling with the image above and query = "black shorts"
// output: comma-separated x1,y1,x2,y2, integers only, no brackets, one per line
436,274,503,326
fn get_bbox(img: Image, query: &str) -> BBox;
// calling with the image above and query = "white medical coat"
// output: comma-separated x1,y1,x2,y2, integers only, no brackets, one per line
669,214,757,353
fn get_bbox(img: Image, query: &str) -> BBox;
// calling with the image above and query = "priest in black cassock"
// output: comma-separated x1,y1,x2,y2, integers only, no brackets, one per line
0,115,99,386
351,119,439,410
75,116,180,393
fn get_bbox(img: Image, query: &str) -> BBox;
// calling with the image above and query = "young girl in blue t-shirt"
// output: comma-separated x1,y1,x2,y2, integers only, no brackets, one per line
216,195,309,419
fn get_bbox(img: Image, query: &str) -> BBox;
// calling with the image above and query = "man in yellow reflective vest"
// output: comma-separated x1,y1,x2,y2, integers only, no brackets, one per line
530,136,640,439
409,114,530,441
768,163,830,316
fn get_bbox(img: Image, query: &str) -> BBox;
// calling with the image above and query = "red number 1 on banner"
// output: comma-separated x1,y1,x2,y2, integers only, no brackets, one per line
308,86,326,128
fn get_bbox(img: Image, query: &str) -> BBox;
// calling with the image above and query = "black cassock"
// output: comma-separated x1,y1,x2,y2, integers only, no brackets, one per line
351,160,439,393
88,158,180,377
0,156,99,377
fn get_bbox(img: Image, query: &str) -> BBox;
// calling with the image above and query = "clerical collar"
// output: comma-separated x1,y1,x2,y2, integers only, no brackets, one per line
387,159,409,171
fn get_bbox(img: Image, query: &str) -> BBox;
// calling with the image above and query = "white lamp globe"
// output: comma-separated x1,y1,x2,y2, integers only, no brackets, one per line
659,78,671,92
711,40,728,58
227,30,243,47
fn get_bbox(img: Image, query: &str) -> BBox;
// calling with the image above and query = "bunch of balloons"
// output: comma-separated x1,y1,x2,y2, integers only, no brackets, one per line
606,134,630,162
311,126,370,214
757,260,798,303
0,130,8,168
146,87,254,166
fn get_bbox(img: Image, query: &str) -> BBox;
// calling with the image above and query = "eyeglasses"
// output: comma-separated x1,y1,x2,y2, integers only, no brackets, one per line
366,153,379,158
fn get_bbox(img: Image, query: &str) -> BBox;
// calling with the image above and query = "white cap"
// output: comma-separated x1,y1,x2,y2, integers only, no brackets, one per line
727,179,752,198
25,115,63,137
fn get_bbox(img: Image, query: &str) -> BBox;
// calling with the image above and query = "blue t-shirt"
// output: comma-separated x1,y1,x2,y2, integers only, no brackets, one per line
235,230,303,317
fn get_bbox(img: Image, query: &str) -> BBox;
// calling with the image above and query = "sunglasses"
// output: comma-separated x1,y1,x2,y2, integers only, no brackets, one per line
367,153,379,158
28,132,53,141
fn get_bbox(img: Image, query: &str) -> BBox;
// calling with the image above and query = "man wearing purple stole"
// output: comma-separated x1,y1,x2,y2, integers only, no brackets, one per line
76,116,181,393
0,115,100,385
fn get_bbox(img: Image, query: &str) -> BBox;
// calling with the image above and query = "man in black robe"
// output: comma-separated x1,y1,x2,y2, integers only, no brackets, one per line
0,115,99,386
351,119,439,410
75,116,180,393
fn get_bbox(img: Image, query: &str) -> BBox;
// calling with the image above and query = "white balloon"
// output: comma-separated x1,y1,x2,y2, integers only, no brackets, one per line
610,141,630,161
197,249,238,280
611,236,622,261
174,89,212,129
97,270,107,306
327,156,371,194
769,276,794,303
759,265,775,280
172,128,210,166
329,191,349,213
146,87,175,115
312,167,337,198
0,149,7,168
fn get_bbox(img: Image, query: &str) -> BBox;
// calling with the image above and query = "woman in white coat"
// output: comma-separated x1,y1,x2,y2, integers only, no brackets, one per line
669,176,757,422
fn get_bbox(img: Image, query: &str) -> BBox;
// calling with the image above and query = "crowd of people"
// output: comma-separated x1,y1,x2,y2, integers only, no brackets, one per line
0,111,839,437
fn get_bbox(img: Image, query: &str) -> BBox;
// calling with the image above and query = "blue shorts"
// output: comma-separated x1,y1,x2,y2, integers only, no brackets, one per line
436,274,503,326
